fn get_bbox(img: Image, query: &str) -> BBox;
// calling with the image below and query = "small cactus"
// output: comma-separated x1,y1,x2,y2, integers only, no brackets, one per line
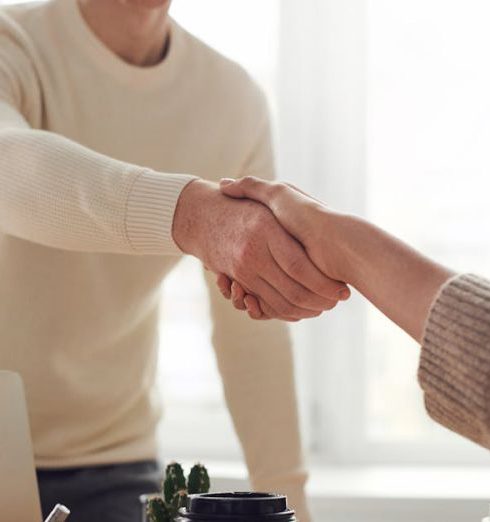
187,464,210,495
147,498,170,522
146,462,210,522
164,463,186,504
171,489,188,513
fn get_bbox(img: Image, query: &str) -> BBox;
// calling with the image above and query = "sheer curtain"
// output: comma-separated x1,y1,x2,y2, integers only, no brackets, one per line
366,0,490,451
276,0,490,465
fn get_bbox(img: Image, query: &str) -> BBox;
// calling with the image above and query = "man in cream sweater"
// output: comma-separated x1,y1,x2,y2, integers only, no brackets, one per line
0,0,348,520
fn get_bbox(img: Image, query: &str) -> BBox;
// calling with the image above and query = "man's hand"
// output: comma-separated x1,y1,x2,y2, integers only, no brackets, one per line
216,176,352,319
172,179,349,321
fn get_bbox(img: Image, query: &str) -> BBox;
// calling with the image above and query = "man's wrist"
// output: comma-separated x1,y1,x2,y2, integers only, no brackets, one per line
172,178,211,255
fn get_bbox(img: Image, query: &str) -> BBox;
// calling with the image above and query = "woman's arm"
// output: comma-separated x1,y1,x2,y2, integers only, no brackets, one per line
219,177,490,451
318,213,454,343
218,176,453,341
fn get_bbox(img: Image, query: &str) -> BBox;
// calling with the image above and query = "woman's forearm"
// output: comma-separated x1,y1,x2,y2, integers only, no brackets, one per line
327,212,455,342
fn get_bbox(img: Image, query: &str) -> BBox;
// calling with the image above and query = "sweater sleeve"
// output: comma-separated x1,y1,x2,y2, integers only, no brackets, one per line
205,89,311,522
418,273,490,449
205,269,310,521
0,18,196,255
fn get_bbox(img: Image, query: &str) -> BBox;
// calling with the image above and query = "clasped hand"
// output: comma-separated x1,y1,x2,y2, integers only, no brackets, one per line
173,178,349,322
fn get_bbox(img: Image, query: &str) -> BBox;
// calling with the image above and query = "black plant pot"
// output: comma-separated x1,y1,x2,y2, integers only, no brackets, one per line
176,492,296,522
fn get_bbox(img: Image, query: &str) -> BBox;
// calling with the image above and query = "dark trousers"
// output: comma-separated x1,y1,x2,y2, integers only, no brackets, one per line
37,460,162,522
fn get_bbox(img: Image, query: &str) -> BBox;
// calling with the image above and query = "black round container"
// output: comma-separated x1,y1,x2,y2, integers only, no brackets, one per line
176,492,296,521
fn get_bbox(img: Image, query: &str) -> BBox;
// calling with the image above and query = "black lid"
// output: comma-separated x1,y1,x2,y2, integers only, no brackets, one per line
179,492,295,521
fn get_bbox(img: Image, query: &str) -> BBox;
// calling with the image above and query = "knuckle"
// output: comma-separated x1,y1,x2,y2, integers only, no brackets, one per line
241,175,258,190
233,243,255,277
269,182,286,197
260,302,275,317
232,300,241,309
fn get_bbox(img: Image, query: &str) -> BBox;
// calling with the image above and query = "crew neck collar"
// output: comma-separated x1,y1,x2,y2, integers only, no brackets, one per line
54,0,186,90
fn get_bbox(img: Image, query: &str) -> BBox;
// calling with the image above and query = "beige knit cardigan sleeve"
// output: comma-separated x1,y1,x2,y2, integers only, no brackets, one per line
419,274,490,448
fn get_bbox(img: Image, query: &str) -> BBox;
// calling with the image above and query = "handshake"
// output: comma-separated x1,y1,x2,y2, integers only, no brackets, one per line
173,176,353,322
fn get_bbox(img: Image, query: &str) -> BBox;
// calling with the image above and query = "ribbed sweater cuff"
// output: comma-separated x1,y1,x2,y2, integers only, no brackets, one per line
418,273,490,447
125,170,197,255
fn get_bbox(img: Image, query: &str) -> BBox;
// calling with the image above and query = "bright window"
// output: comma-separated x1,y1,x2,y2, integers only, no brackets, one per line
364,0,490,460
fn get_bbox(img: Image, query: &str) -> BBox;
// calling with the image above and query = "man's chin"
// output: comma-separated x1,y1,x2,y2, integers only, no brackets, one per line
123,0,171,9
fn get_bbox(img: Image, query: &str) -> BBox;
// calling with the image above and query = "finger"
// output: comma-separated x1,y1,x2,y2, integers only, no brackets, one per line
252,297,298,322
216,273,232,299
260,250,340,312
220,176,276,206
252,297,276,319
256,298,301,323
250,294,302,323
269,233,348,301
253,276,326,321
231,281,247,311
244,294,265,320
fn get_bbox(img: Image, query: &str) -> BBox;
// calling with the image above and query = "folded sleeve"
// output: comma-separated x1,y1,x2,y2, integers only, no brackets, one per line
418,274,490,448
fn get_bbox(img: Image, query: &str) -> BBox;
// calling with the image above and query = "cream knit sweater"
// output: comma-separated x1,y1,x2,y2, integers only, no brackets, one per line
0,0,309,518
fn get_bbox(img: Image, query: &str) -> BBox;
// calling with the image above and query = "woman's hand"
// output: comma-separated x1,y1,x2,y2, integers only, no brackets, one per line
217,177,351,319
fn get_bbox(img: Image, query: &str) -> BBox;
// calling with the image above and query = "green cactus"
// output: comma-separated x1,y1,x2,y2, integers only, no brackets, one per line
164,462,186,504
146,462,211,522
171,490,188,514
187,464,210,494
147,498,171,522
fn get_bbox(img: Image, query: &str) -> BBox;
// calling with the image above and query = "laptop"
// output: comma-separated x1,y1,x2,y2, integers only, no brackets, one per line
0,370,44,521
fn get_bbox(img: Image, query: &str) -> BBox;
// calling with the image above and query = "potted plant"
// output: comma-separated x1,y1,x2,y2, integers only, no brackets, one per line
143,462,296,522
145,462,210,522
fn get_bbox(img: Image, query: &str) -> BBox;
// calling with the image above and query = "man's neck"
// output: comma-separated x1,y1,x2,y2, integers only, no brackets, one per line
78,0,171,67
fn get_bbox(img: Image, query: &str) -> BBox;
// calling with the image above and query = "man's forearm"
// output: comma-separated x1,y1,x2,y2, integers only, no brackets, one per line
327,212,455,342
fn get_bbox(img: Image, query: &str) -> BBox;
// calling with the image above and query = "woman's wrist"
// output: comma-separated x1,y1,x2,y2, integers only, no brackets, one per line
318,209,367,285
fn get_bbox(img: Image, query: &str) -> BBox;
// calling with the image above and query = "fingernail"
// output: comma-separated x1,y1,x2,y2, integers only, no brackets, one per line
220,178,235,186
338,287,351,301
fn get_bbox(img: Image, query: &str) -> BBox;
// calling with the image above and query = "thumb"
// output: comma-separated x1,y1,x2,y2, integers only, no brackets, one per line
219,176,273,206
